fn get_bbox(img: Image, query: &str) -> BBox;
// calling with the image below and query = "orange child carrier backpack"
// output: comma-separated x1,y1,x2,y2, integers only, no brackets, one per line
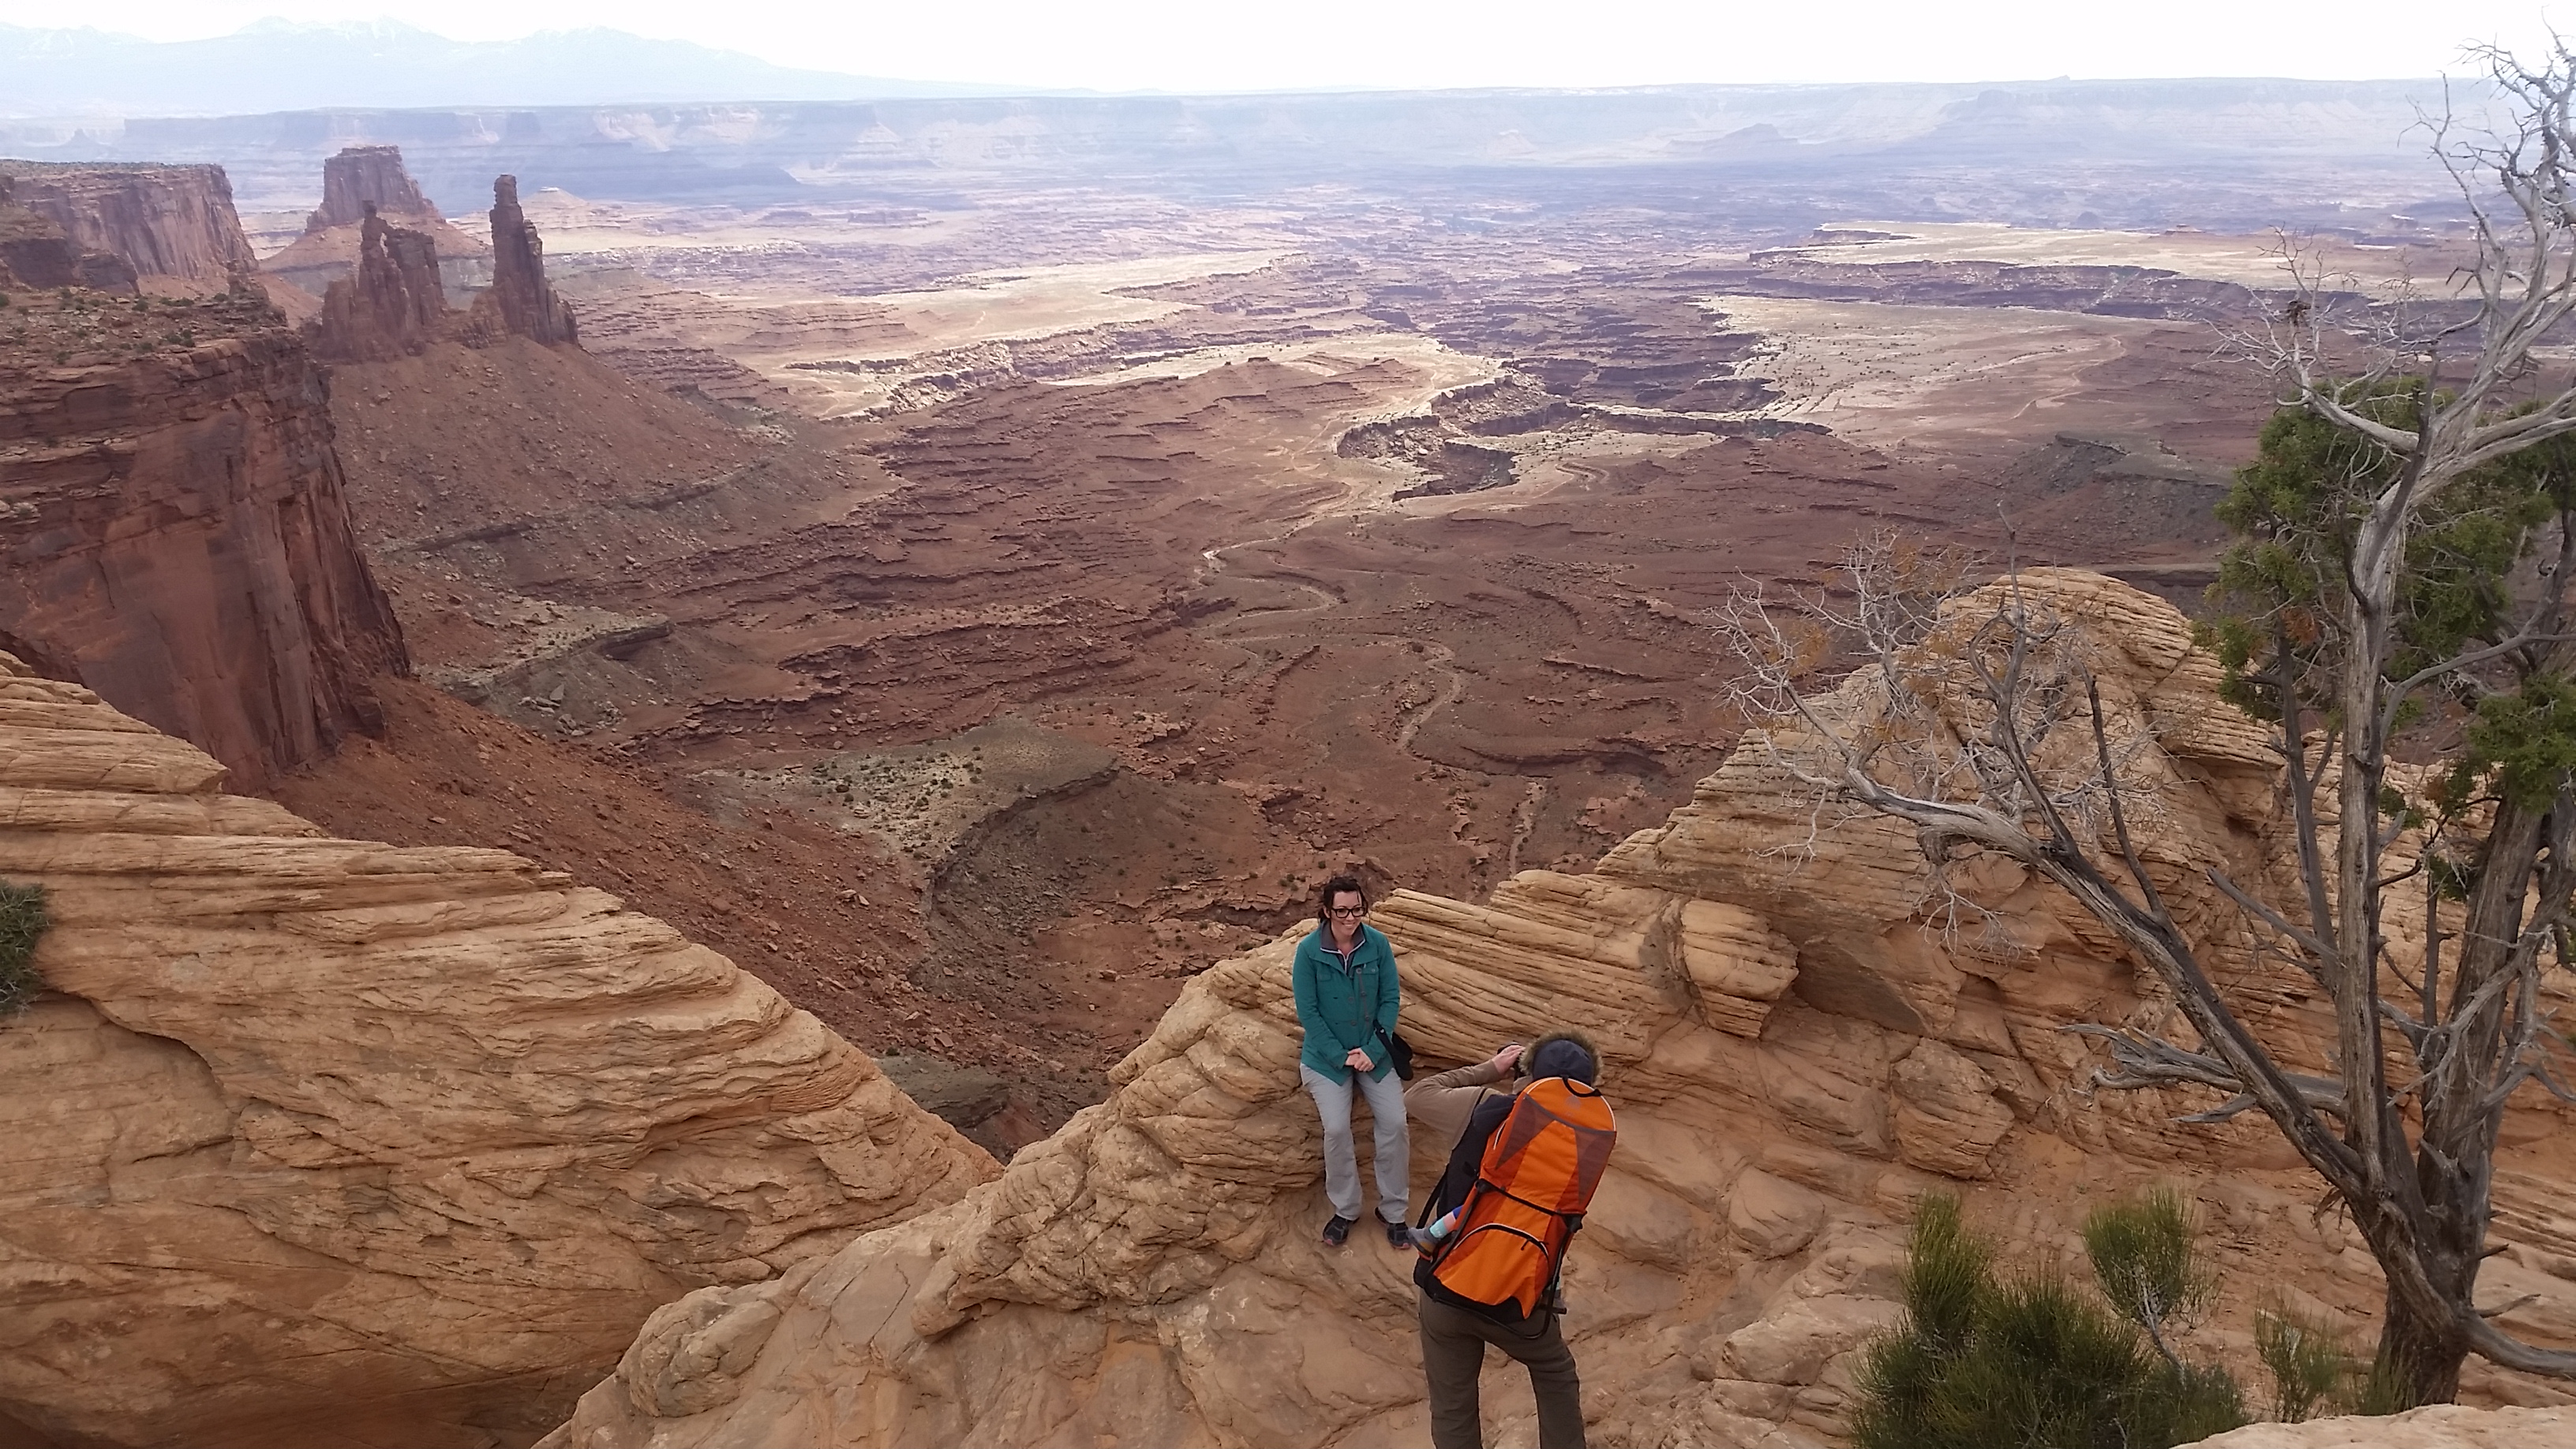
1424,1076,1617,1321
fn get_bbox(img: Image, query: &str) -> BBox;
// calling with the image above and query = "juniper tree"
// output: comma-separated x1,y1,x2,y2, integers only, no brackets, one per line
1720,40,2576,1408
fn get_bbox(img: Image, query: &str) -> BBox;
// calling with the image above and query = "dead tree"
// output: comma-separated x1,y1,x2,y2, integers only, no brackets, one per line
1717,44,2576,1405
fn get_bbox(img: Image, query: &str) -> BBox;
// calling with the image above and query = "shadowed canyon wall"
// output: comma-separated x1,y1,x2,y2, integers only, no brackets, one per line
0,159,258,288
0,293,409,791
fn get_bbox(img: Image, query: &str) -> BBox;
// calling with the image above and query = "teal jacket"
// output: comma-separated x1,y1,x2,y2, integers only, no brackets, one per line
1293,923,1400,1083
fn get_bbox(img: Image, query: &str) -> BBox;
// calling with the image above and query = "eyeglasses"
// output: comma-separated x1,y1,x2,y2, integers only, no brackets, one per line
1328,905,1368,918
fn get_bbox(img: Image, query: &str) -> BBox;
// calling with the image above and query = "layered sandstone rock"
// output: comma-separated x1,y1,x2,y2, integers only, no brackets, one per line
0,655,999,1447
307,144,440,232
292,159,576,359
0,302,408,791
0,174,137,293
0,161,259,289
2185,1405,2576,1447
549,571,2576,1449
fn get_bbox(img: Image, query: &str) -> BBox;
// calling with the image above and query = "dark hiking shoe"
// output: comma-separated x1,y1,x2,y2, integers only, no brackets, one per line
1386,1217,1411,1249
1321,1215,1355,1248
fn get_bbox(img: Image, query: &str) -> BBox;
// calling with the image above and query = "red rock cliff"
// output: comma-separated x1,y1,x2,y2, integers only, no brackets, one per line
0,289,410,790
0,160,260,287
0,174,137,293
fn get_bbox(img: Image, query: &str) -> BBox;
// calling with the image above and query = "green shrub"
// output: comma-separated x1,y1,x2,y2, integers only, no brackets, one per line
2085,1185,2216,1366
2256,1297,2352,1421
0,881,48,1013
1850,1191,2249,1449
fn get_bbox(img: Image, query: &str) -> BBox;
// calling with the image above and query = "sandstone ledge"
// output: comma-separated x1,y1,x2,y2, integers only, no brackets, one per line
2185,1405,2576,1447
0,652,998,1448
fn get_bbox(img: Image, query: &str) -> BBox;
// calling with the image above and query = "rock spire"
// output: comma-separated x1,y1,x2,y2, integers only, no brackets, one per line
309,201,447,361
481,174,577,346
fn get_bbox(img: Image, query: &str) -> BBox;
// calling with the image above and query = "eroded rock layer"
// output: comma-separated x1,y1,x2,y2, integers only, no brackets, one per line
0,653,1000,1448
0,303,408,791
549,572,2576,1449
310,202,449,362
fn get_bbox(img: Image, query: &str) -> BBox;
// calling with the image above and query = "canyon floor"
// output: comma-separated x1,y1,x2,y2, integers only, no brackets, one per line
264,177,2369,1148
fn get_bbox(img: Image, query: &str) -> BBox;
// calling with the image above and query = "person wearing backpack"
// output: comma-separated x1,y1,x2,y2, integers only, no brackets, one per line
1410,1032,1613,1449
1291,874,1410,1249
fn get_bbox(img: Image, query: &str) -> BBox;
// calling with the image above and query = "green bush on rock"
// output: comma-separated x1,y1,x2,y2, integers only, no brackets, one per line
1851,1191,2290,1449
0,881,50,1014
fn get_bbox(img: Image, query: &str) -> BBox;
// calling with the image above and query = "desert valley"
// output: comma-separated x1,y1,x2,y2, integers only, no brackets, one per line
5,32,2576,1449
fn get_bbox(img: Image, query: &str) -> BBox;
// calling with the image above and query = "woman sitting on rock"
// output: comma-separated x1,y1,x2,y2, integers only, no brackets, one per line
1291,874,1410,1249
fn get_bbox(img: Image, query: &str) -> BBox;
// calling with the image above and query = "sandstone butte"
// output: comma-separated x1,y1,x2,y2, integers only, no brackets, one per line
309,172,579,363
544,570,2576,1449
264,144,494,316
0,652,999,1448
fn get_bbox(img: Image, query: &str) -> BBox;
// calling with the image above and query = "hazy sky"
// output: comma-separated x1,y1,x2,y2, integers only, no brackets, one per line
6,1,2565,92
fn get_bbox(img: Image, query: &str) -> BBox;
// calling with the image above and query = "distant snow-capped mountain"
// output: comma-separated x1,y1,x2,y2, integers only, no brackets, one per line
0,19,1021,117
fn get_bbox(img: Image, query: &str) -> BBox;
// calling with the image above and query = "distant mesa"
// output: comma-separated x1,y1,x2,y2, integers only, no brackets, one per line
305,144,438,234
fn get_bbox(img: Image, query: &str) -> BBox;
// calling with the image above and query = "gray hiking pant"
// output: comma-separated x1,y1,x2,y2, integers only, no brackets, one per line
1299,1061,1410,1224
1418,1290,1585,1449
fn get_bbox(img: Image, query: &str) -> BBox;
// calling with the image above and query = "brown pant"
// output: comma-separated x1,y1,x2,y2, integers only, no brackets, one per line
1417,1289,1585,1449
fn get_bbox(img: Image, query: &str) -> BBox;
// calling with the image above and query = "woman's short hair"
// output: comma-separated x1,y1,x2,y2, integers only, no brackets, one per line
1316,873,1368,927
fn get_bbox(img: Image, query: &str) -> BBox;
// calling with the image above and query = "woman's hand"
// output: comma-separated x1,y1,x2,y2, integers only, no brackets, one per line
1345,1047,1375,1071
